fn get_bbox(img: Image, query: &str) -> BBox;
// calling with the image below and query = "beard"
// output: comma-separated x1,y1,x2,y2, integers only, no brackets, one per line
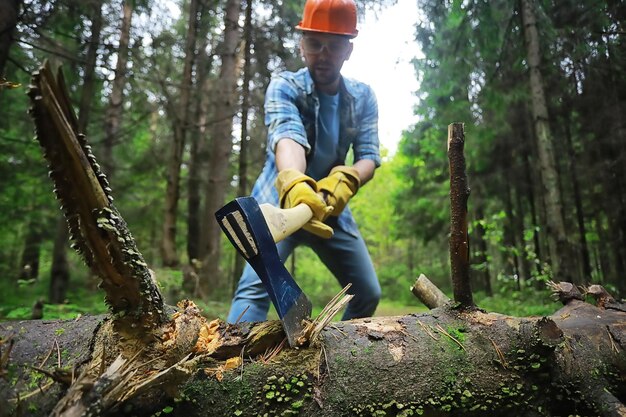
310,63,341,89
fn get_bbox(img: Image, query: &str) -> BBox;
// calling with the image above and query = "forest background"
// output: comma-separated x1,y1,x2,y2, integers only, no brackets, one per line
0,0,624,322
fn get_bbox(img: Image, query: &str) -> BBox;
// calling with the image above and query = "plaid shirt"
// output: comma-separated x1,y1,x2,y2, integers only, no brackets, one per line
250,68,381,236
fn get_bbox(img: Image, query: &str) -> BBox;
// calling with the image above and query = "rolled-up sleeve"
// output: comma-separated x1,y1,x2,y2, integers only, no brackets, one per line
264,74,311,154
352,85,381,167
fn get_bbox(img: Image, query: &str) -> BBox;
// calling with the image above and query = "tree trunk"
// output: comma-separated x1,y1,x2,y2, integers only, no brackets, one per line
520,0,578,283
594,213,612,283
187,19,215,266
521,111,544,278
237,0,253,200
605,42,626,293
161,0,200,267
186,102,204,265
495,111,525,287
77,0,103,133
504,181,521,290
18,221,41,280
0,0,20,78
562,104,591,281
471,205,492,296
2,292,625,417
232,0,254,284
49,217,70,304
200,0,242,293
513,182,532,282
102,0,133,179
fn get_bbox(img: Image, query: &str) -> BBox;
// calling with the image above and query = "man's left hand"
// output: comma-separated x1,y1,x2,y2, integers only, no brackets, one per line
317,165,361,216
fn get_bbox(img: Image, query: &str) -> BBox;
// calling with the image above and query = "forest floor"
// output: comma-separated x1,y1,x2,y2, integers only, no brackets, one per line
0,273,558,323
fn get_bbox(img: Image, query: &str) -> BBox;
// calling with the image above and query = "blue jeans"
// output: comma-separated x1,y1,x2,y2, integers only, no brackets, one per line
226,218,381,323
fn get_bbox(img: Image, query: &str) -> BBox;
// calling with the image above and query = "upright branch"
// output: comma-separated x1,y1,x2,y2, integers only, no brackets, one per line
447,123,474,307
28,62,167,338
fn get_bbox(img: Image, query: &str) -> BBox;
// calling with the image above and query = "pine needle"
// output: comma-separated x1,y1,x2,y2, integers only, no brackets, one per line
55,339,61,368
488,337,508,368
435,324,466,351
258,338,286,364
37,341,55,368
607,327,619,353
234,305,250,325
416,319,438,341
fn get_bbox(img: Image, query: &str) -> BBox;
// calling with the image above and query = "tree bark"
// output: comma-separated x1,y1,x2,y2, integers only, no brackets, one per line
161,0,200,267
521,110,544,278
237,0,253,201
102,0,133,179
513,183,532,282
504,184,521,290
604,41,626,293
447,123,473,307
231,0,254,285
18,221,41,280
49,217,70,304
562,103,591,280
186,121,204,265
0,0,20,78
200,0,242,293
2,293,624,417
77,0,103,134
187,12,215,266
520,0,578,284
471,205,492,295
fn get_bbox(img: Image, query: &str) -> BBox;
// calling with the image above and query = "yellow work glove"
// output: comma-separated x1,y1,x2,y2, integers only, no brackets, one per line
317,165,361,216
275,169,334,239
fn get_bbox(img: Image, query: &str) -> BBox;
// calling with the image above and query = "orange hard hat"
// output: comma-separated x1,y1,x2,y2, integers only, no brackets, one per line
296,0,358,38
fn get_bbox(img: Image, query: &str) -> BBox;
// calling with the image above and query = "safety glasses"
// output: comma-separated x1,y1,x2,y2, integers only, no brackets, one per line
301,36,351,56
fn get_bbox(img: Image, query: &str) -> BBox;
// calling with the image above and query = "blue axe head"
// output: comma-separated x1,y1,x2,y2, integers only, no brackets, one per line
215,197,312,347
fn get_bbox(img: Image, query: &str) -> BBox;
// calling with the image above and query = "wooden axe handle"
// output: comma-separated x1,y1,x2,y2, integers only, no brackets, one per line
259,203,315,243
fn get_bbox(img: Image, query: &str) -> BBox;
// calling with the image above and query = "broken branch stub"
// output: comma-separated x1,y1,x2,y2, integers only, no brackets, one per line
447,122,474,308
410,274,451,309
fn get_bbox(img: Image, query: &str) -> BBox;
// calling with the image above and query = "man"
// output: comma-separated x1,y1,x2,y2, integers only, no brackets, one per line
227,0,381,323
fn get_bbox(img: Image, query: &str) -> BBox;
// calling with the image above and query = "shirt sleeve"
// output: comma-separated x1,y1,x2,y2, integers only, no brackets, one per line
352,85,381,167
264,74,311,154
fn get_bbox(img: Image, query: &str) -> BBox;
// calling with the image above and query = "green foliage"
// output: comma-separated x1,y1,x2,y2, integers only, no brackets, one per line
474,289,555,317
291,247,337,307
0,248,105,320
153,268,184,302
395,0,626,294
3,301,107,321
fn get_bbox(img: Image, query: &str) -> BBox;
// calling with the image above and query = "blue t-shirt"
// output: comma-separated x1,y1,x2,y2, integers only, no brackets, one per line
307,91,340,180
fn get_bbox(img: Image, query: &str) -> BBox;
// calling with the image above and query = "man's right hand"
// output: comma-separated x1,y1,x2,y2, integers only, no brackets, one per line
275,169,334,238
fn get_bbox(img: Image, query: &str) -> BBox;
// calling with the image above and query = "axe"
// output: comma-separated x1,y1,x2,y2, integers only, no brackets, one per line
215,197,326,346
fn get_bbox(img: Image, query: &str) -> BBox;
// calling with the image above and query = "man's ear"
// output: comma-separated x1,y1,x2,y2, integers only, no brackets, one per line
299,39,306,60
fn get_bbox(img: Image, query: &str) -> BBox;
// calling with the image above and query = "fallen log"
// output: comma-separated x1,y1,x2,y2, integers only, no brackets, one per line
1,291,625,417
